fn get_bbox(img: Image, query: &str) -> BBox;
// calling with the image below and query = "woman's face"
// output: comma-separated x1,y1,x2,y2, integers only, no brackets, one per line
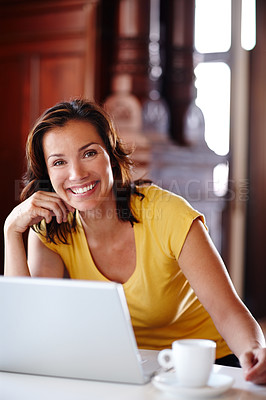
42,120,115,213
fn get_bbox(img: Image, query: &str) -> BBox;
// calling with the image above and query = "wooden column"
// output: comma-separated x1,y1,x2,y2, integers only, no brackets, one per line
161,0,195,144
111,0,151,102
245,0,266,319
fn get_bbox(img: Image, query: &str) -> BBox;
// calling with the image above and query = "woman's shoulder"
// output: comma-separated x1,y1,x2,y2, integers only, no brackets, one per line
134,183,195,211
131,183,204,223
132,184,207,253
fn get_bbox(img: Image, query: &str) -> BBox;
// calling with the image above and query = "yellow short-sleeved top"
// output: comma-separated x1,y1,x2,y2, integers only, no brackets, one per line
36,184,231,358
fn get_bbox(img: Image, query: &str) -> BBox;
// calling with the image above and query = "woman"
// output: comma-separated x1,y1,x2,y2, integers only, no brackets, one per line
4,99,266,384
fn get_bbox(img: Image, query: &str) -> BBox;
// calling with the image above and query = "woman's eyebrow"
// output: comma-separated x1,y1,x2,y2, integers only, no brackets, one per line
47,142,101,160
78,142,99,152
47,152,64,160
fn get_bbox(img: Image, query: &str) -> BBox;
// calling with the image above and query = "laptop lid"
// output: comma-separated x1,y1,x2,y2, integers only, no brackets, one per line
0,277,158,384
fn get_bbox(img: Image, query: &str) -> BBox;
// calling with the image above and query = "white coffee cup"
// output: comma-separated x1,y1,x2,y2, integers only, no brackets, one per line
158,339,216,387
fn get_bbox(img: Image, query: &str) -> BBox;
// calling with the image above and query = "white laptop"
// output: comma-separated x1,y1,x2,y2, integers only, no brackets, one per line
0,276,160,384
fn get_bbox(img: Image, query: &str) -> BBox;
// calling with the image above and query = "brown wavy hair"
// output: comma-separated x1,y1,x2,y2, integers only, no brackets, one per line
21,99,144,244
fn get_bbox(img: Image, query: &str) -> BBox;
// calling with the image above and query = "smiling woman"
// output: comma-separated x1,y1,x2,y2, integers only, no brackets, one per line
19,100,142,244
43,121,114,214
4,99,266,385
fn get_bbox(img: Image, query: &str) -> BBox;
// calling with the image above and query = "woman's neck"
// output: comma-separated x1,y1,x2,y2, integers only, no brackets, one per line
78,199,122,237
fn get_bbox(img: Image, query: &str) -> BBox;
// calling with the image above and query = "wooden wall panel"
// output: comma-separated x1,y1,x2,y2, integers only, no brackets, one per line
39,55,85,115
0,58,26,272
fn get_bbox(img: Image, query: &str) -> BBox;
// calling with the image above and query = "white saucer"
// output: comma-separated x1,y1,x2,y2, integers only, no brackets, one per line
152,371,234,398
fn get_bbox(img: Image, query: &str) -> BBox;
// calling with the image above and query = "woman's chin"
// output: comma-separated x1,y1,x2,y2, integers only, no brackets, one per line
72,200,101,214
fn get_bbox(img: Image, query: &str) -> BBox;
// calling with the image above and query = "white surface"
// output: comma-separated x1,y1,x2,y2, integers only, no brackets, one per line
1,364,266,400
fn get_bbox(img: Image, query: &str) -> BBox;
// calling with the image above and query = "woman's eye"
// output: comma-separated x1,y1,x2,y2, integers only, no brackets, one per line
53,160,65,166
84,150,97,158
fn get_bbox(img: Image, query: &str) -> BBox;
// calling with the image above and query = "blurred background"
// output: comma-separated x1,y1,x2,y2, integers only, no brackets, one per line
0,0,265,323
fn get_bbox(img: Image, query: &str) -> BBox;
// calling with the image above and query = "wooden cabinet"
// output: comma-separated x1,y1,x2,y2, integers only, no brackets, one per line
0,0,100,271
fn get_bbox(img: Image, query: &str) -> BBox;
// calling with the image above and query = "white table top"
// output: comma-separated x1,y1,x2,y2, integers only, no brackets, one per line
1,364,266,400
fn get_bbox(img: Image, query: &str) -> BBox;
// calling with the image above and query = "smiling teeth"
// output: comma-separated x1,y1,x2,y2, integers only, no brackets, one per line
72,182,97,194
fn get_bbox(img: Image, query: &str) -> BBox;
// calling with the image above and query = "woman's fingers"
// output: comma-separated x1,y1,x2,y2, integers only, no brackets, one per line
5,191,75,234
36,191,75,215
240,348,266,385
31,192,69,224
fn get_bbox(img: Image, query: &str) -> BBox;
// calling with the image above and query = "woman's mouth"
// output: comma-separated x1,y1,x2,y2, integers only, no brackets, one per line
69,181,98,195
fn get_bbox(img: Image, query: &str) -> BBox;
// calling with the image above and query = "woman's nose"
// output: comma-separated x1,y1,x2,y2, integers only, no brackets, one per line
69,161,87,181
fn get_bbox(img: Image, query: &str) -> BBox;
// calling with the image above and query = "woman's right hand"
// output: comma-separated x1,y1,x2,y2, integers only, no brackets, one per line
4,191,75,235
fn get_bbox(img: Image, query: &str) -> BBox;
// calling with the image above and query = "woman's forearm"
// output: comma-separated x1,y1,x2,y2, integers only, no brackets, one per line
212,299,265,358
4,225,30,276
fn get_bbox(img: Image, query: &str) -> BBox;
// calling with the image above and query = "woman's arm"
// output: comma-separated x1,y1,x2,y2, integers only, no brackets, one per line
4,227,30,276
178,218,266,384
27,229,65,277
4,191,73,277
